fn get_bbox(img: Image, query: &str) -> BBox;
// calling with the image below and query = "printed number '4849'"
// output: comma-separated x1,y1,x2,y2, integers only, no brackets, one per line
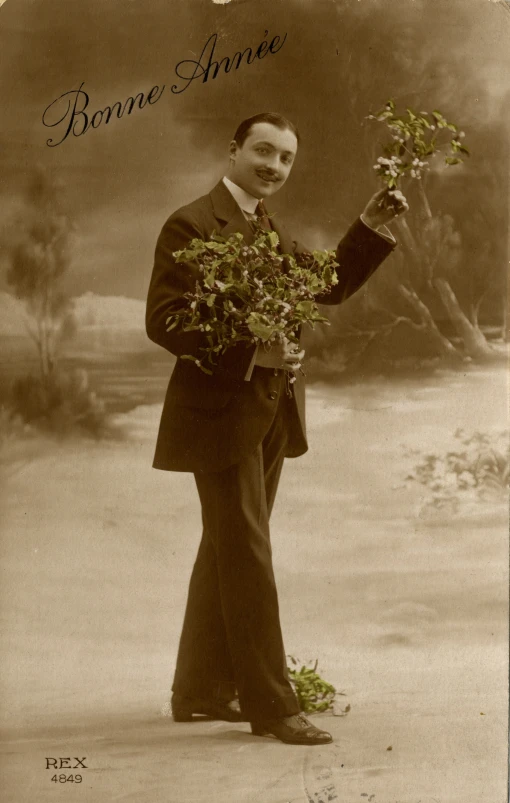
51,774,82,783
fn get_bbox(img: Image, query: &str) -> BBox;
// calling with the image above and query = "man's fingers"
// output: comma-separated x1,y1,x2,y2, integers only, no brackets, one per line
283,348,304,361
283,353,305,373
383,189,409,217
372,187,389,200
388,189,408,205
277,338,305,369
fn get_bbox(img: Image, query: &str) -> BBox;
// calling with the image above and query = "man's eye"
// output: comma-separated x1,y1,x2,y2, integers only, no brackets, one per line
257,148,269,154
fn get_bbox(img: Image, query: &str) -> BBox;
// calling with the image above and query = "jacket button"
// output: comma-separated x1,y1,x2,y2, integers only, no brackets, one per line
268,391,278,400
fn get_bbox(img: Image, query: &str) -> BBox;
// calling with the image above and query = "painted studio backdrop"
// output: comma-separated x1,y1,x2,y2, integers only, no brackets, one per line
0,1,508,802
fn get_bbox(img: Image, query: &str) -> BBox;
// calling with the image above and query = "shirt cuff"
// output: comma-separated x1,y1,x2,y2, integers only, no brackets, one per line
360,214,396,244
244,345,258,380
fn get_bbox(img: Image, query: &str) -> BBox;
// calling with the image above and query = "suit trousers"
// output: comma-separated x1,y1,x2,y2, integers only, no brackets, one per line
172,375,300,720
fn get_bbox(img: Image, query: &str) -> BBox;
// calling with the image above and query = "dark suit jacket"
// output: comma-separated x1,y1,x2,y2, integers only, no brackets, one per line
146,180,396,472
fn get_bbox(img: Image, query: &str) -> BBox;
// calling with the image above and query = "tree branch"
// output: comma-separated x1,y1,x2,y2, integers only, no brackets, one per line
341,314,427,338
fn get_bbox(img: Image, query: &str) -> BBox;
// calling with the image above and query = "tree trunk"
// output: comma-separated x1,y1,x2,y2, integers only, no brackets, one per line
468,300,480,328
417,180,433,221
433,277,494,359
397,282,463,361
396,217,420,255
35,316,49,379
503,293,510,342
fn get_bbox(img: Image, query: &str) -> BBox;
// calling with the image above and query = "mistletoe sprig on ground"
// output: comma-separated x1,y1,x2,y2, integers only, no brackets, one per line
287,656,350,716
167,228,339,375
367,99,470,189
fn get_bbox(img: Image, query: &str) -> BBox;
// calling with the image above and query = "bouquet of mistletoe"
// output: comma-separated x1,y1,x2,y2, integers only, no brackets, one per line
167,227,339,377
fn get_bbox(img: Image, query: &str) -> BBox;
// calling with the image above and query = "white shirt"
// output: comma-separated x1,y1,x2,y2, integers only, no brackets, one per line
222,176,260,216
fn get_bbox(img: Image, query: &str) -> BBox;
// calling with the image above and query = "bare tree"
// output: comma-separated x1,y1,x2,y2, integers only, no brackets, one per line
395,179,495,360
5,166,76,381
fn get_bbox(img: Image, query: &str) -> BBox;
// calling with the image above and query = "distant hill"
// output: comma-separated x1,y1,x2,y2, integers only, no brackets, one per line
0,291,151,353
72,292,146,329
0,291,146,334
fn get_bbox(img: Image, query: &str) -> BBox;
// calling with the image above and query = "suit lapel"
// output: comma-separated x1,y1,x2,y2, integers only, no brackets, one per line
269,214,295,258
221,213,255,244
209,180,255,245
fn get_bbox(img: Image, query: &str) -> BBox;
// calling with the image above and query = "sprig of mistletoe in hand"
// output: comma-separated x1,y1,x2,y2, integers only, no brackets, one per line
367,100,470,202
167,228,339,375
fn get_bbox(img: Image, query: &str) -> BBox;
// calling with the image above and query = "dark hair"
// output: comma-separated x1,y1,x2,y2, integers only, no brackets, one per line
233,112,300,147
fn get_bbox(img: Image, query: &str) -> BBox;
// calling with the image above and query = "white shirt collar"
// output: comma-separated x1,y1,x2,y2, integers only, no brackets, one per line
222,176,260,215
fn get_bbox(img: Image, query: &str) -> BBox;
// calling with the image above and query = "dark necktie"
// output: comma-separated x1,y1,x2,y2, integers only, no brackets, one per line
254,200,272,231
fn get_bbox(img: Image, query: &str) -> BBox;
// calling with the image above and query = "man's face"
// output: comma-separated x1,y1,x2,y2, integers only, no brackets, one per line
228,122,298,199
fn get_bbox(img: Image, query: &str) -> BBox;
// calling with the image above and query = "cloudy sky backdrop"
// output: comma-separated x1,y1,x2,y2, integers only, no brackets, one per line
0,0,508,299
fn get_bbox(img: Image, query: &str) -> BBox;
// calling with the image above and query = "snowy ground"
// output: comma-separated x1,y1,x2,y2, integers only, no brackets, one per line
0,365,507,803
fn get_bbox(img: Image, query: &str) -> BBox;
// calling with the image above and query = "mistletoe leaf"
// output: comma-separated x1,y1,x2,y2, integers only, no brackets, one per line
246,313,276,342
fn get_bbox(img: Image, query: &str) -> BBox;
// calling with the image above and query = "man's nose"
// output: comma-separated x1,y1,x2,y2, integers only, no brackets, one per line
264,153,280,171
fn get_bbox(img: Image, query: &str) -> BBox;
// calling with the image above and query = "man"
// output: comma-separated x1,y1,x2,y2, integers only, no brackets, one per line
146,112,408,745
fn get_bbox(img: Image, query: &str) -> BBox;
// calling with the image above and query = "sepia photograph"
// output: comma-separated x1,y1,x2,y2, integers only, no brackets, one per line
0,0,508,801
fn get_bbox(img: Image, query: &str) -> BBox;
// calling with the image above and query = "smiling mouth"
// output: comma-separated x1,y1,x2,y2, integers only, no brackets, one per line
256,172,279,182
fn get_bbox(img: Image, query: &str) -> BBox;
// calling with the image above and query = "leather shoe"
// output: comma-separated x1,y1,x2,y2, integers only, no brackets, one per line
171,694,246,722
250,713,333,745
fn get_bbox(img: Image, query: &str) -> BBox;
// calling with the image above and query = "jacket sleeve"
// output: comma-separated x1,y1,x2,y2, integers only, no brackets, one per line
146,209,255,381
293,216,397,306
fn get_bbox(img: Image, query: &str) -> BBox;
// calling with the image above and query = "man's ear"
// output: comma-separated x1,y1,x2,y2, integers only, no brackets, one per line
229,140,238,160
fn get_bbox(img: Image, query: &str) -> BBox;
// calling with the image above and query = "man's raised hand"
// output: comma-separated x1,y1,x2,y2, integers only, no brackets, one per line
362,187,409,229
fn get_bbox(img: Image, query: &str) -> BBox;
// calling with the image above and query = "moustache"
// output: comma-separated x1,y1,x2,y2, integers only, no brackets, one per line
256,170,280,182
